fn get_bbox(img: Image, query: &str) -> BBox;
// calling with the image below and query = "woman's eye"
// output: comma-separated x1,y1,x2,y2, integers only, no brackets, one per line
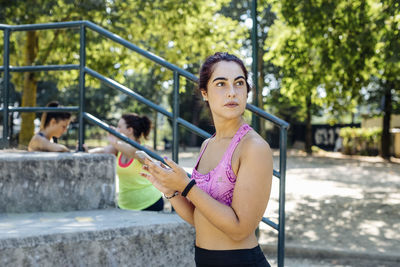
236,80,244,86
216,82,224,87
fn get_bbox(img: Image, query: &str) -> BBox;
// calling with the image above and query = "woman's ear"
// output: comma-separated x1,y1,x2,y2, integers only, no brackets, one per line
127,127,134,136
49,118,57,126
200,89,208,102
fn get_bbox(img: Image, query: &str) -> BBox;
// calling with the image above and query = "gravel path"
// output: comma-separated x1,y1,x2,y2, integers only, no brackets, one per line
259,152,400,264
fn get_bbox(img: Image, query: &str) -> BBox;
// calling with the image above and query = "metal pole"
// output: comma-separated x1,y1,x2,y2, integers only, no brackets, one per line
172,71,179,163
78,24,86,151
251,0,260,132
2,29,10,148
278,127,287,267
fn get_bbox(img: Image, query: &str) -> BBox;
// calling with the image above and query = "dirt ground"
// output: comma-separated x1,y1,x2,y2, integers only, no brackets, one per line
258,149,400,259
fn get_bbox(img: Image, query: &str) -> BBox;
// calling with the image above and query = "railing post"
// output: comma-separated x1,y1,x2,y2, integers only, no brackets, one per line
172,71,179,163
278,126,287,267
2,28,10,149
78,23,86,151
251,0,260,132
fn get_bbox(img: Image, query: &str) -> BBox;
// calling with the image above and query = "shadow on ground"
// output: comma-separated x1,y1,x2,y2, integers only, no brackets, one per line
262,155,400,257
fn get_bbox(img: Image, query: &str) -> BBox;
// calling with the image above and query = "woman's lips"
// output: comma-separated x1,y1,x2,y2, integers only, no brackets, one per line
224,102,239,107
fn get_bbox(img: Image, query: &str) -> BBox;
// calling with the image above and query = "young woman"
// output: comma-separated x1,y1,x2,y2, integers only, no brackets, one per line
141,52,273,266
88,113,163,212
28,101,71,152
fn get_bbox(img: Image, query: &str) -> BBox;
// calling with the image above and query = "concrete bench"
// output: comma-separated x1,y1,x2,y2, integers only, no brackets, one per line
0,209,195,266
0,152,116,213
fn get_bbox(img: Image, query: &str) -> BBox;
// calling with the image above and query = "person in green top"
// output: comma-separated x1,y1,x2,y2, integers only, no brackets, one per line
86,113,163,211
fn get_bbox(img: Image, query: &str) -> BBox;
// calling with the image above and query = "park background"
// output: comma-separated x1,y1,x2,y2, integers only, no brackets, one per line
1,1,400,266
0,0,399,160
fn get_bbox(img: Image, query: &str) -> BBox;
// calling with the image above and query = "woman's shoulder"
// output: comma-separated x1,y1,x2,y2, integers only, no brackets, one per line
239,129,271,156
28,133,46,151
200,137,212,150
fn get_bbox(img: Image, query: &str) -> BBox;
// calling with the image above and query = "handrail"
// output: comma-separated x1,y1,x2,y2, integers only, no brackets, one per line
0,21,83,31
0,107,79,112
85,67,212,139
83,112,163,162
0,21,287,129
0,64,80,72
1,21,288,267
246,104,289,129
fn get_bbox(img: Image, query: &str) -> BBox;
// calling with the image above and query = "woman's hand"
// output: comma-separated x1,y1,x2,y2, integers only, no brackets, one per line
141,157,190,194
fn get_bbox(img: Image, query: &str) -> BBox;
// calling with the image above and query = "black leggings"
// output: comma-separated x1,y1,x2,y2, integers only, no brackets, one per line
195,245,270,267
142,197,164,211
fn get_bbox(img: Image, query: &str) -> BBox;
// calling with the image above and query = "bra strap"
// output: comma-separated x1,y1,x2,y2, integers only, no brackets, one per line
224,124,252,162
193,135,214,169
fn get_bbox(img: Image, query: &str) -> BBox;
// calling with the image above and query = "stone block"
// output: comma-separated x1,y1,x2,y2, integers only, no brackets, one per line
0,152,116,213
0,209,195,267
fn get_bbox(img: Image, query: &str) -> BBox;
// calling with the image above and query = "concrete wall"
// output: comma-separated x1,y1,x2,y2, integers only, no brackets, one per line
0,209,195,267
361,114,400,129
0,152,116,213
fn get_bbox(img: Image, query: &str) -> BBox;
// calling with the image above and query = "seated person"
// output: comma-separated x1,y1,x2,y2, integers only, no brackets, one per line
86,113,164,212
28,101,71,152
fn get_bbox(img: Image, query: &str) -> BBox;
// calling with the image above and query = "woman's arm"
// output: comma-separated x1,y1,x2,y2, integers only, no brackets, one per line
144,135,273,241
28,135,69,152
166,195,195,225
88,145,117,155
165,138,211,225
142,164,196,225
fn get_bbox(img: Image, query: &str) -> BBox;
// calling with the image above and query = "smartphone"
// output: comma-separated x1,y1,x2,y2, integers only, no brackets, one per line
136,150,157,163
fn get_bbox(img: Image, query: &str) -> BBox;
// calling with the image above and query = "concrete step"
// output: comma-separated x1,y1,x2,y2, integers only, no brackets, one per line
0,209,195,267
0,152,116,213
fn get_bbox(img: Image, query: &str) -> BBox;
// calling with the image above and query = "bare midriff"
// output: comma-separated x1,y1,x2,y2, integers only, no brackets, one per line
193,208,258,250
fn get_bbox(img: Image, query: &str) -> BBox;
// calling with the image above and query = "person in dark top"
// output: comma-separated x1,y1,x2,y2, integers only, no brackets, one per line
28,101,71,152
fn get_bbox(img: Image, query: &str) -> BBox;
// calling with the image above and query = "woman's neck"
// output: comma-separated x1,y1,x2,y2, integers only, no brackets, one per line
40,128,53,140
130,135,140,143
213,118,245,141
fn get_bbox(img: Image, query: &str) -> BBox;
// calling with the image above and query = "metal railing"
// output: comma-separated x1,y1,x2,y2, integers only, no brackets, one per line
0,21,289,267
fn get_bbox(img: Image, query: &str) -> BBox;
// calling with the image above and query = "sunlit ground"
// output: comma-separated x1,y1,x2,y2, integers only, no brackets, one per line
260,154,400,256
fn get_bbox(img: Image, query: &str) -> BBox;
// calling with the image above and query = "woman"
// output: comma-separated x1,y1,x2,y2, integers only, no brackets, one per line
88,113,163,212
28,101,71,152
141,52,273,266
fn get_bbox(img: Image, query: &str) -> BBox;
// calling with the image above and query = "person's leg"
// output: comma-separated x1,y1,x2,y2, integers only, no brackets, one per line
142,197,164,211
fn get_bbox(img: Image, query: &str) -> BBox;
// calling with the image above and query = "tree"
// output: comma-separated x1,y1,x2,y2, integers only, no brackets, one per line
367,0,400,159
220,0,277,138
265,20,325,153
0,0,108,147
265,0,378,154
1,0,246,148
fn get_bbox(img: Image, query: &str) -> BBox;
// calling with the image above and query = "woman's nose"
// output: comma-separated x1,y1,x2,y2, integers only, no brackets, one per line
227,84,236,97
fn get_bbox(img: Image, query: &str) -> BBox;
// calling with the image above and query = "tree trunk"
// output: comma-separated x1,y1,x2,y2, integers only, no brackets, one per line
19,31,38,148
381,83,392,159
189,97,202,147
305,94,313,155
257,48,266,138
153,110,158,151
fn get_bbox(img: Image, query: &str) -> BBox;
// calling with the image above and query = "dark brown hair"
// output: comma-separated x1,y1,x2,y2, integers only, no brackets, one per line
198,52,251,93
40,101,71,130
121,113,151,139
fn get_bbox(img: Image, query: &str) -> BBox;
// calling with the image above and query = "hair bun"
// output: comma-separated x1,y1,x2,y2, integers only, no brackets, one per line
47,101,60,108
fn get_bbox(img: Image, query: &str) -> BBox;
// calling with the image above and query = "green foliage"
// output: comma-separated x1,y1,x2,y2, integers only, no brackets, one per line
265,0,376,119
340,127,382,156
1,0,246,147
264,0,399,155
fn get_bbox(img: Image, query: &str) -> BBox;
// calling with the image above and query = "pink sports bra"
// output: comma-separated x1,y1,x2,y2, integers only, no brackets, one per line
191,123,252,206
